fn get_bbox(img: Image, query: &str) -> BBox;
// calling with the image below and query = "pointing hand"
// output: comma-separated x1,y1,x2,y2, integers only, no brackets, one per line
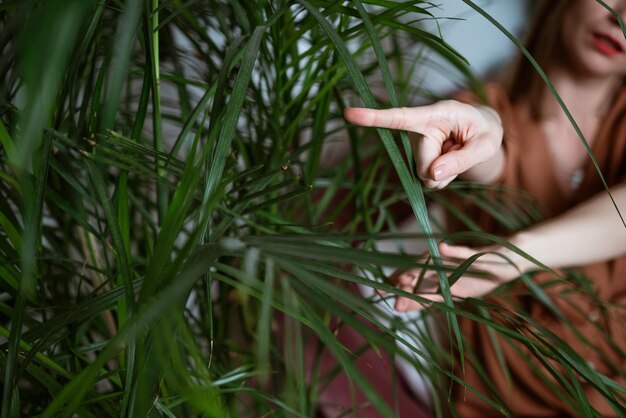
344,100,503,189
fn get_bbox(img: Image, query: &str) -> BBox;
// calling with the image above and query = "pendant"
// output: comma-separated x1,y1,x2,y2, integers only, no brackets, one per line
570,168,585,190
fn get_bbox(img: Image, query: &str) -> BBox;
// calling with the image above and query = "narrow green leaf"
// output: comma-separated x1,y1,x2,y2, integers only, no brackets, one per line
201,26,265,237
85,161,135,309
100,0,143,130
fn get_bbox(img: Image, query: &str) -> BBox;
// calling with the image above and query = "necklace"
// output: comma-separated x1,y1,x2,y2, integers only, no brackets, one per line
569,168,585,190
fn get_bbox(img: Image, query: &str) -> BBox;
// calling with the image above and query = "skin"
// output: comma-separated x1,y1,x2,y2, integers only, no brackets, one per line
344,0,626,311
343,103,505,189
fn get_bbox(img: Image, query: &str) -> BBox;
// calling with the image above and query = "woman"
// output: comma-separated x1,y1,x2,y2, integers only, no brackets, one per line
346,0,626,415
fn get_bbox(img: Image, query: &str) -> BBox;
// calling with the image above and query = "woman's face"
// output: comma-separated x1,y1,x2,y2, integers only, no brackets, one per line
559,0,626,79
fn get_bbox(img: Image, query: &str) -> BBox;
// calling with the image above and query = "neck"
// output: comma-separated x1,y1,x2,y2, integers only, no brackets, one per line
543,66,621,122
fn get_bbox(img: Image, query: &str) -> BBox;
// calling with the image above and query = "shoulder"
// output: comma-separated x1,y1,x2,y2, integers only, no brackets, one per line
601,84,626,141
608,84,626,116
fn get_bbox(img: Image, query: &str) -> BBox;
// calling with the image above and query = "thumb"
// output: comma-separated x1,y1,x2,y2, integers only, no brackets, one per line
429,145,484,181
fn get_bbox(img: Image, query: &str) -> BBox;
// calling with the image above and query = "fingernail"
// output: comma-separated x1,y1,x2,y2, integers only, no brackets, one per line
433,164,448,181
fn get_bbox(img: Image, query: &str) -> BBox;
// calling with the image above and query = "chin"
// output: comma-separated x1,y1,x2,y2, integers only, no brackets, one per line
570,53,626,79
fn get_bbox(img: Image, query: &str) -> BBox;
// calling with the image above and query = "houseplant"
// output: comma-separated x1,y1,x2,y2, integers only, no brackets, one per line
1,0,624,416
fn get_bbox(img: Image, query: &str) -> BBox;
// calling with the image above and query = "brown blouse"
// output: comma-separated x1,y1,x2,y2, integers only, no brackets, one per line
451,85,626,416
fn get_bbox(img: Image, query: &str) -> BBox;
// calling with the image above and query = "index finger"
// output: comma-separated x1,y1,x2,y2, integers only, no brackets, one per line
344,107,431,132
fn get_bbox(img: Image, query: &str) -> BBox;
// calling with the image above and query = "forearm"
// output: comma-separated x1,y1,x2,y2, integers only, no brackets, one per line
510,183,626,273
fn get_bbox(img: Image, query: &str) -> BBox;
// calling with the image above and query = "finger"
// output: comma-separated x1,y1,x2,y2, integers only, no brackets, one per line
439,242,478,260
431,134,500,181
395,296,426,312
441,140,462,154
393,270,421,311
381,270,414,299
415,293,445,304
416,274,440,293
395,270,442,311
423,176,456,190
439,242,502,279
377,271,411,296
389,269,419,286
413,134,446,182
396,291,444,311
429,146,480,181
344,107,433,132
397,280,416,296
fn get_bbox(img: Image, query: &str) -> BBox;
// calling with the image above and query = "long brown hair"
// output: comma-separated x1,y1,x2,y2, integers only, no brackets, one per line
507,0,570,120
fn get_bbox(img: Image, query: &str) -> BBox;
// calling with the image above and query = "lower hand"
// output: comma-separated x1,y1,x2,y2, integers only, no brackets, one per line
391,242,525,311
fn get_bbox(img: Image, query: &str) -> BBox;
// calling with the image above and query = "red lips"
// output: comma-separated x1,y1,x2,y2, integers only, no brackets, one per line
592,32,625,56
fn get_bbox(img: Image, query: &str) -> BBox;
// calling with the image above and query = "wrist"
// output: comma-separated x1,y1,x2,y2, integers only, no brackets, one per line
507,231,535,274
476,105,502,127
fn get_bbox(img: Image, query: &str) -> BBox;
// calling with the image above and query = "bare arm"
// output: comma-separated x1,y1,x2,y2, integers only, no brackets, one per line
509,183,626,273
439,183,626,283
393,184,626,310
